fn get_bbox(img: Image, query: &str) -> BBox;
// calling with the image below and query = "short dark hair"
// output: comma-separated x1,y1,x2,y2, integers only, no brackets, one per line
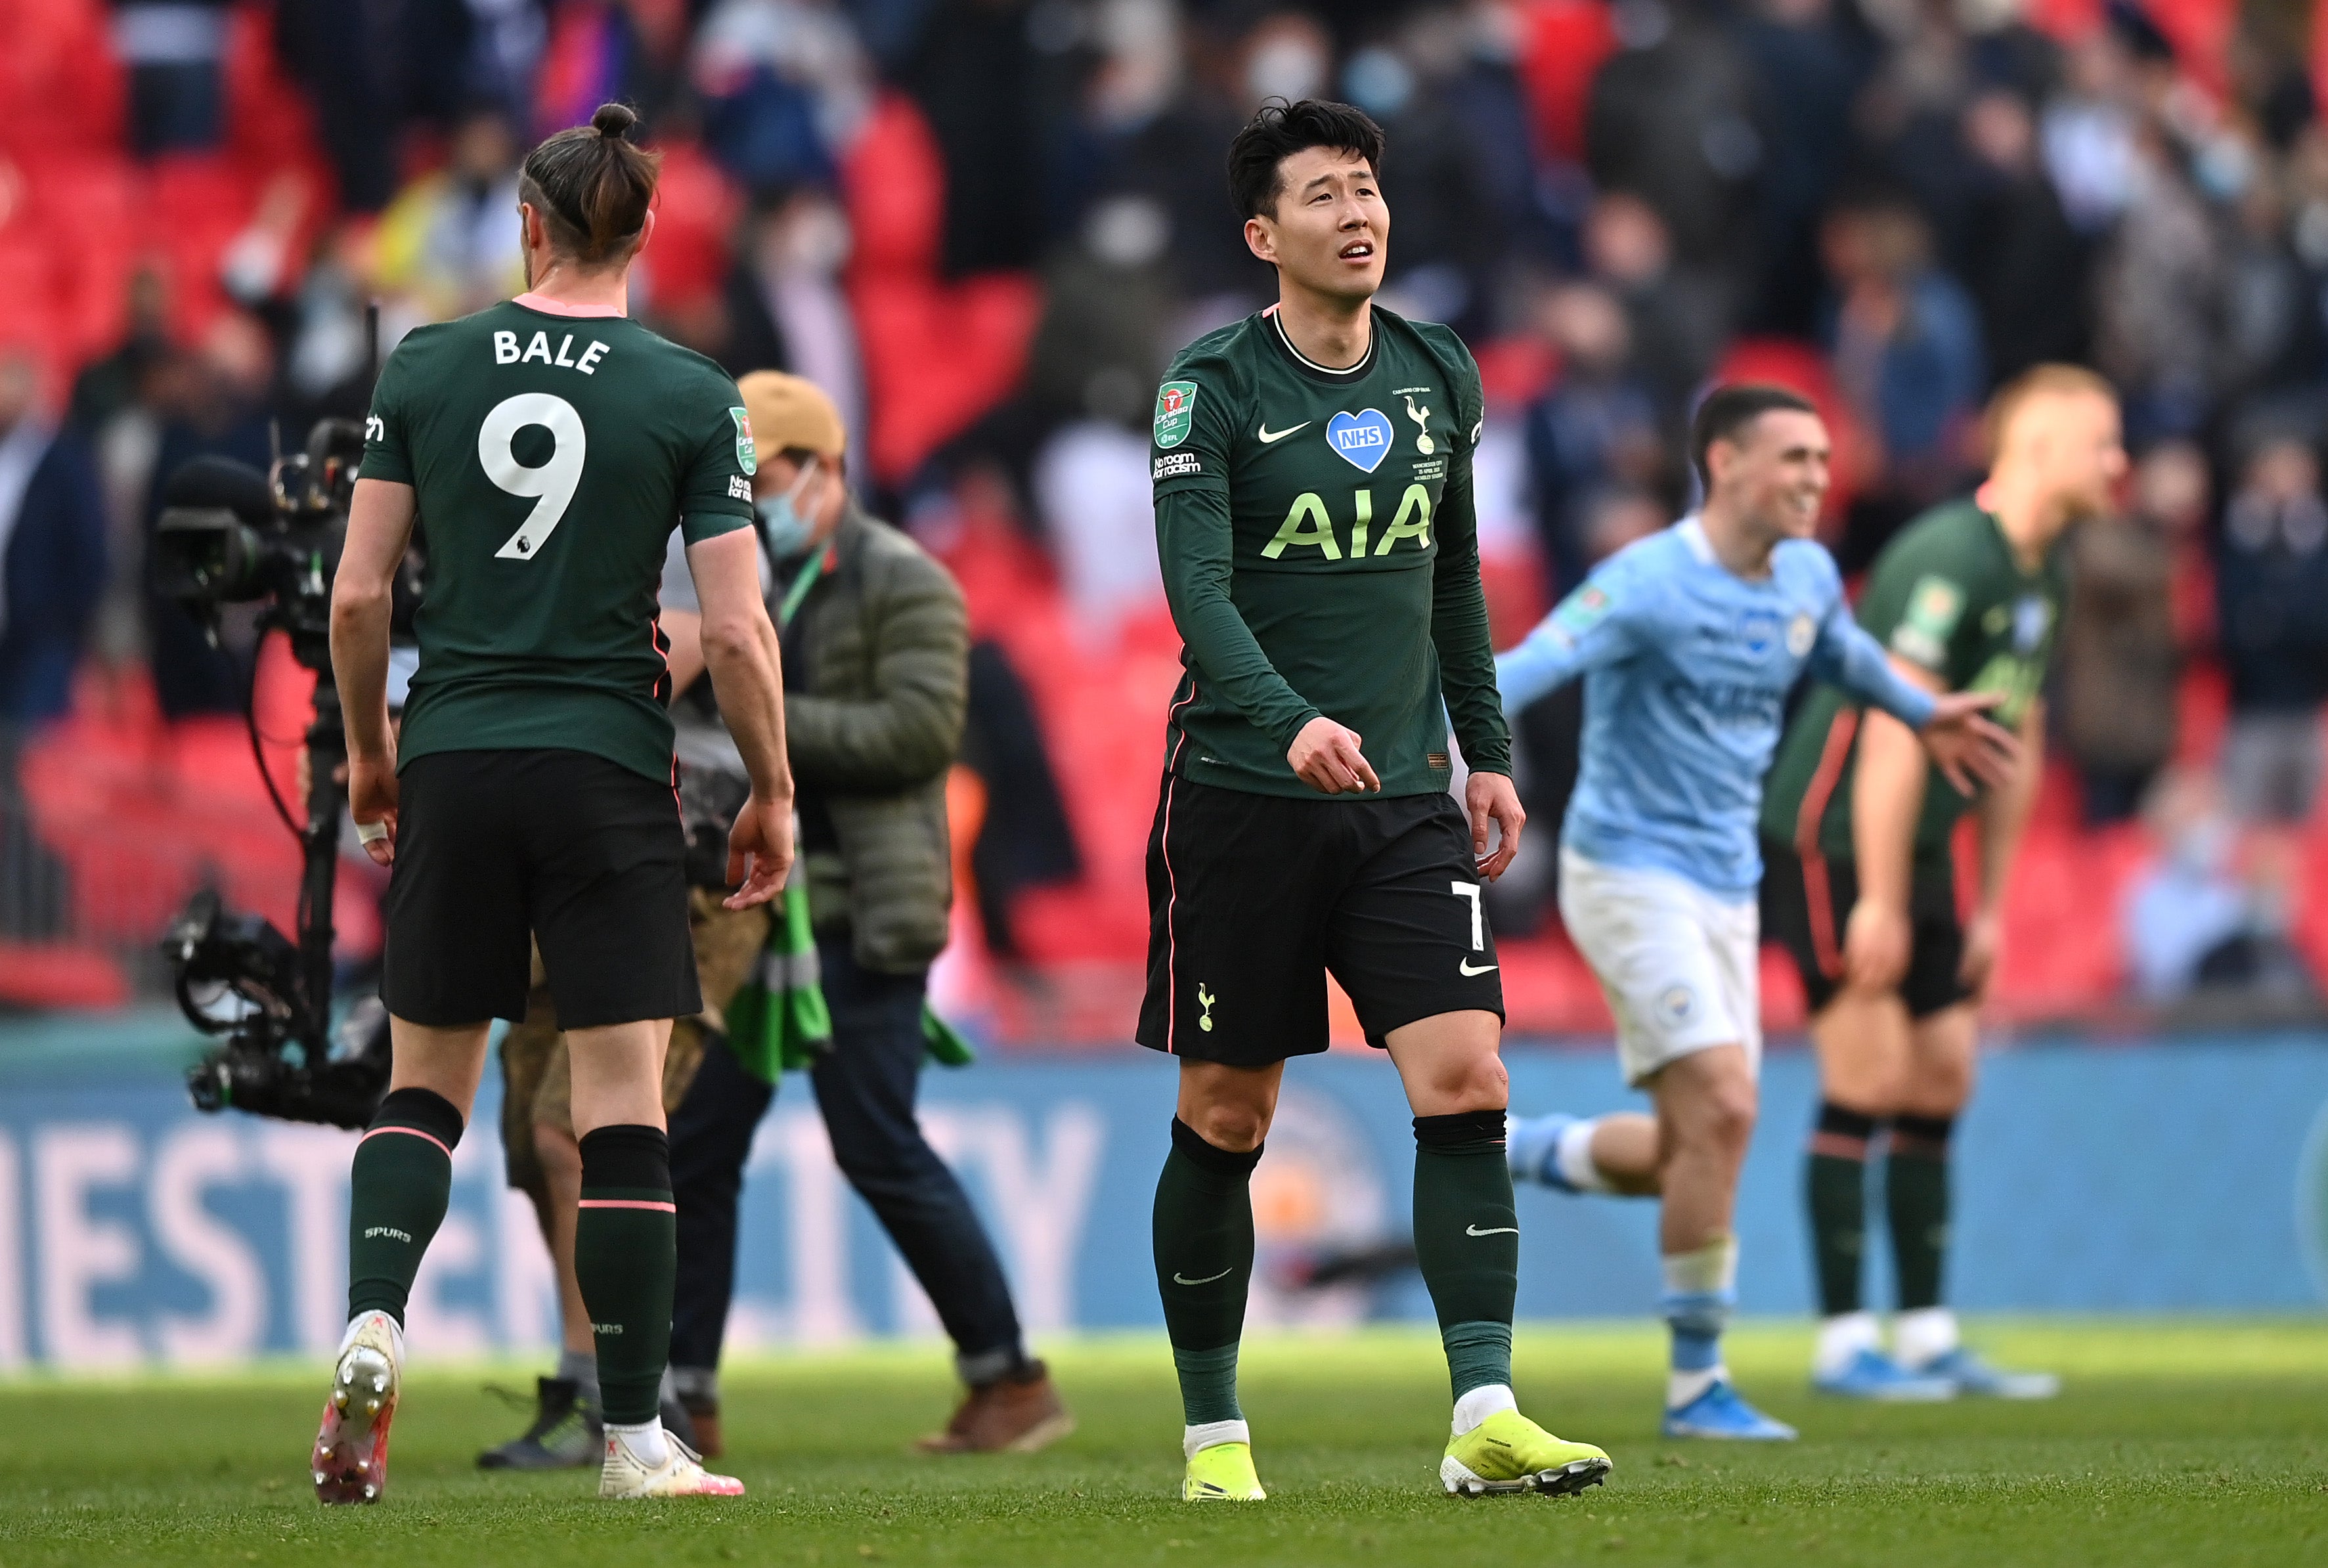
1227,98,1386,222
1690,383,1819,487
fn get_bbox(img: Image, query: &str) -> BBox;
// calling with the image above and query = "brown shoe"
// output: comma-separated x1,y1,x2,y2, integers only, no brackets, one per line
680,1398,724,1460
913,1361,1074,1454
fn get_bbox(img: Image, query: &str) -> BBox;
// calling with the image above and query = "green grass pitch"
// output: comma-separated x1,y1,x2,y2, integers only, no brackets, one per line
1,1320,2322,1567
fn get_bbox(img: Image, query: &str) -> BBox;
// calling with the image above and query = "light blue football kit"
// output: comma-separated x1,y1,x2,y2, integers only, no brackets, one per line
1499,516,1937,1438
1498,517,1936,900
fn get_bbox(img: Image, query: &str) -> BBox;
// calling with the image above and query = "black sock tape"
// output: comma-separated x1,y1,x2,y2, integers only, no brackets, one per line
579,1123,672,1191
1815,1100,1881,1142
1170,1116,1263,1178
373,1087,465,1149
1892,1112,1955,1151
1413,1108,1506,1149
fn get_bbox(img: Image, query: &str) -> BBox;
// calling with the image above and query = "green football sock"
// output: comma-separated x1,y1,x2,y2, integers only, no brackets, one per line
1412,1111,1517,1401
1886,1115,1953,1312
1152,1118,1261,1426
346,1088,464,1326
1807,1100,1879,1317
574,1124,678,1427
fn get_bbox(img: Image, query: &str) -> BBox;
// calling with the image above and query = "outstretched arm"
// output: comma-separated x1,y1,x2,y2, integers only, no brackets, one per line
1496,572,1638,713
1811,605,1938,730
1813,598,2016,795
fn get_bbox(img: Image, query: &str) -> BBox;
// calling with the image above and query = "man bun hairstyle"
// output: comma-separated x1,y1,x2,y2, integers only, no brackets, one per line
1227,97,1386,221
519,101,662,267
1690,383,1818,487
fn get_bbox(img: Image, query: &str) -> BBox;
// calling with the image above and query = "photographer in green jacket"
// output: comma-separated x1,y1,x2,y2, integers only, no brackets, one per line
656,372,1070,1458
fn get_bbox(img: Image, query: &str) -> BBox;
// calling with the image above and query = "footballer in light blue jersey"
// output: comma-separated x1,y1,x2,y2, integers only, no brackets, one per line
1498,517,1936,899
1499,387,2019,1447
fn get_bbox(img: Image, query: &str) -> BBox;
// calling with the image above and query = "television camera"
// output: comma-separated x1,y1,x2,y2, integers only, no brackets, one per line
152,419,391,1129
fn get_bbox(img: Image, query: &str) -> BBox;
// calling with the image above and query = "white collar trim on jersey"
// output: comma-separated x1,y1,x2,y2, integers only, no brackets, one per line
1678,515,1715,564
1267,304,1374,377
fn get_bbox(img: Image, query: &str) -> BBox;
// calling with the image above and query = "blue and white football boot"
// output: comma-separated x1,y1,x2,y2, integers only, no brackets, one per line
1913,1347,2059,1400
1813,1347,1956,1402
1507,1112,1583,1191
1661,1380,1798,1441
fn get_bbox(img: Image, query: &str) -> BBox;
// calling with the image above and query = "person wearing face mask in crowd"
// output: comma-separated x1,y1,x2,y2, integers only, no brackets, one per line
652,371,1072,1458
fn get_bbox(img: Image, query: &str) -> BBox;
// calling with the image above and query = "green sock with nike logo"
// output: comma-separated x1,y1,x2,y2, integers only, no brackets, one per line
1413,1110,1518,1402
1152,1118,1263,1427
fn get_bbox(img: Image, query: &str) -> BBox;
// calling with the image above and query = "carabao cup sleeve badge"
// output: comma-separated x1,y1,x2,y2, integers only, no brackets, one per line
731,407,757,475
1154,380,1198,449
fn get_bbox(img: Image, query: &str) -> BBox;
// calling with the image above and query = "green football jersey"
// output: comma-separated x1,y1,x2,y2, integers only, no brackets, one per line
358,301,756,785
1149,305,1510,798
1761,498,2069,865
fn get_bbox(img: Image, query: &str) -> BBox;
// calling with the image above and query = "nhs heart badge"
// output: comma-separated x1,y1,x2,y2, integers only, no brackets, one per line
1327,409,1394,473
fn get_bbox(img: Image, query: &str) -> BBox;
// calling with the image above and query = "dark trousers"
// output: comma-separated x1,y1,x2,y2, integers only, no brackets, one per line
669,937,1024,1373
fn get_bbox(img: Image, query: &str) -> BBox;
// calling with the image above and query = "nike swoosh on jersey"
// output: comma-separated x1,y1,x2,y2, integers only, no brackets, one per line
1256,421,1311,443
1466,1225,1520,1237
1173,1267,1234,1286
1459,959,1499,976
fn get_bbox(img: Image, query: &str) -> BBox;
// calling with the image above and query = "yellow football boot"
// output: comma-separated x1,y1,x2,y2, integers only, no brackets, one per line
1182,1441,1266,1501
1441,1410,1612,1498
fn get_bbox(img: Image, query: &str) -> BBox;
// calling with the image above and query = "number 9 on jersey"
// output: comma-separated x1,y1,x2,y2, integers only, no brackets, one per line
479,393,587,560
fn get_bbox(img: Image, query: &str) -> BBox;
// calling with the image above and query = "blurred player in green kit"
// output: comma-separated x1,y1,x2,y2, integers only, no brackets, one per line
1761,366,2123,1400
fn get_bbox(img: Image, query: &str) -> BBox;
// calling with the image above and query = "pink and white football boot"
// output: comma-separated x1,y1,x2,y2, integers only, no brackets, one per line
312,1310,402,1504
598,1424,747,1499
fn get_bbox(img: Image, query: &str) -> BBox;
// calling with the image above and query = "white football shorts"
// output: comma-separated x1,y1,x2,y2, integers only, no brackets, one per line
1558,848,1761,1087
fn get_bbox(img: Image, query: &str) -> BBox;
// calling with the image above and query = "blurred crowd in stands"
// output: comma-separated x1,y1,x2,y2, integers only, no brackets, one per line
0,0,2324,1031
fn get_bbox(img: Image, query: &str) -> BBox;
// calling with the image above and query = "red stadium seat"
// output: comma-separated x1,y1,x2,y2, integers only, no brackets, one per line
843,93,944,276
637,138,741,315
224,1,322,170
143,154,261,338
848,272,1042,485
19,149,140,361
840,93,1041,484
1516,0,1619,163
0,0,126,158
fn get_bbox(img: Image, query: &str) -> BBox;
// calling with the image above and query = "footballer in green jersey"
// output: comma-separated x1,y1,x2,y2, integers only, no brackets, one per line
1147,303,1500,799
1761,366,2122,1402
320,104,787,1508
1137,97,1608,1508
360,299,757,787
1761,497,2069,896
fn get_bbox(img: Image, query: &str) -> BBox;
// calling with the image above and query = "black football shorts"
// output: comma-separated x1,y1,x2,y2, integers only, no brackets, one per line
1760,836,1971,1020
1137,773,1505,1066
382,749,702,1030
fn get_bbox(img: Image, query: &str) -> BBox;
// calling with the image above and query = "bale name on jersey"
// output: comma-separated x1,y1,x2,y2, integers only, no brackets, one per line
359,300,755,785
